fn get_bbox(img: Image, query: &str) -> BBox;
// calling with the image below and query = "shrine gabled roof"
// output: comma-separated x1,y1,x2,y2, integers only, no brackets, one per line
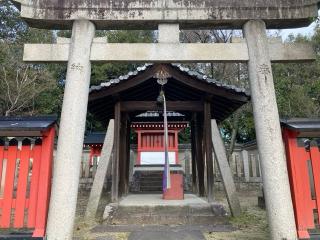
89,63,249,97
88,63,250,122
84,132,105,145
281,119,320,132
0,116,57,136
136,111,184,118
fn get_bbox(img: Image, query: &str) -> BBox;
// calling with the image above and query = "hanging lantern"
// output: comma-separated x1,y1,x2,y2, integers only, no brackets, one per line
155,68,170,86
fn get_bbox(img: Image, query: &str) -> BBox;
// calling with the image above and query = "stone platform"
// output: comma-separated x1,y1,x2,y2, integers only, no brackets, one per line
102,194,228,226
119,194,208,206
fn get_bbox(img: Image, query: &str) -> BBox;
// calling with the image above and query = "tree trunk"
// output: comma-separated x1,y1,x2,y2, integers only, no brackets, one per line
228,111,240,160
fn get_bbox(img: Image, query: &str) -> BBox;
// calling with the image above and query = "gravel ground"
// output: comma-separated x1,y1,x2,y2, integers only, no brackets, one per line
205,190,269,240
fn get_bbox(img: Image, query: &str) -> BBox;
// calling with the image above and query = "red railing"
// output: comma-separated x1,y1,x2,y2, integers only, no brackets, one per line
283,129,320,239
0,127,55,237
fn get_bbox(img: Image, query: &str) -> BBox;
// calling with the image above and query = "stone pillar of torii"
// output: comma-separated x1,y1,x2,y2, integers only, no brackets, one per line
13,1,319,239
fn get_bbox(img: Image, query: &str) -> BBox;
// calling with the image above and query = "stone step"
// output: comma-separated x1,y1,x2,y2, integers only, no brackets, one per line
309,229,320,239
140,186,163,192
104,204,228,226
108,214,228,225
139,178,163,182
139,175,163,179
140,181,163,186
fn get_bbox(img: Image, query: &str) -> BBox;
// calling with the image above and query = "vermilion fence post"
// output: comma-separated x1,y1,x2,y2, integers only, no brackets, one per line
0,144,4,202
33,127,55,237
1,144,18,228
14,142,31,228
310,145,320,225
27,142,42,228
0,116,56,237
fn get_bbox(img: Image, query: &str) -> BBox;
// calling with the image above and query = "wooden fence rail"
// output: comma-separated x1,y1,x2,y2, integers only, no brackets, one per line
76,143,262,190
0,128,55,237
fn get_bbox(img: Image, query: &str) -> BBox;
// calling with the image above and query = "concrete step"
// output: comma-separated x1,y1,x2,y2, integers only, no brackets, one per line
140,187,163,192
309,229,320,239
104,204,228,225
108,214,228,225
140,175,162,179
140,181,163,186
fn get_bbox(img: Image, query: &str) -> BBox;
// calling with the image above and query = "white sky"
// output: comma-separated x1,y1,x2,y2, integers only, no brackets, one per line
278,21,317,40
277,10,319,40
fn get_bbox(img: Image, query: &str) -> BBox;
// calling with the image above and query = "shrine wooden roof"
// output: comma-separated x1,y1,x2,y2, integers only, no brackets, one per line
0,116,57,136
84,132,105,146
281,119,320,132
88,63,250,122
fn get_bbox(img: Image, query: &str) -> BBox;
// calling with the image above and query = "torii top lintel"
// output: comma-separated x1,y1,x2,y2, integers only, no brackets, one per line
14,0,320,30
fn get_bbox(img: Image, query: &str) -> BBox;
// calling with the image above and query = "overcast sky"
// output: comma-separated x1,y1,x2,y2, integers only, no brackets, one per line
278,21,317,40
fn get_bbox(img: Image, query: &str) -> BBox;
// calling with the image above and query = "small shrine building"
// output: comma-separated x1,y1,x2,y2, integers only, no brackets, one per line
88,63,250,201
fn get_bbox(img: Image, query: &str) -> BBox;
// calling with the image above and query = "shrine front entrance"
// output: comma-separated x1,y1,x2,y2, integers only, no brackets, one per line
88,63,249,203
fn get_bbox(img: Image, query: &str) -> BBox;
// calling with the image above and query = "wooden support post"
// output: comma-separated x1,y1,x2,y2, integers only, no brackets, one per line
112,102,121,202
119,114,130,197
119,113,126,197
211,119,241,217
204,101,214,202
125,120,131,195
190,119,198,194
85,120,115,221
194,114,205,197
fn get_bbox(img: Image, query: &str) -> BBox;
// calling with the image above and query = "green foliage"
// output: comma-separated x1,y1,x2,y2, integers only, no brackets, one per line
273,31,320,118
90,30,154,85
179,127,191,144
0,1,62,116
0,42,59,116
221,27,320,144
0,0,27,41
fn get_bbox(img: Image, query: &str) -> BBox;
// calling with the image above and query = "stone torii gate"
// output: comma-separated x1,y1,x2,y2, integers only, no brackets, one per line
13,1,319,239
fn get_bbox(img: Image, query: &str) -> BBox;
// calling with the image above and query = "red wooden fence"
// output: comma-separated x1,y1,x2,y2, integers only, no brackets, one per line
0,127,55,237
283,129,320,239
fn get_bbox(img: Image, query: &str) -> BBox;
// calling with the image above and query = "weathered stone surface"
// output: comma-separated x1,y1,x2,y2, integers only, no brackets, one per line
13,0,320,29
244,20,297,240
85,120,114,221
128,230,206,240
23,42,315,63
211,119,241,217
46,20,96,240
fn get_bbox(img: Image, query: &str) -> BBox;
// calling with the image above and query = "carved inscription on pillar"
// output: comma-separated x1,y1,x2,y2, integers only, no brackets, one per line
71,63,84,72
